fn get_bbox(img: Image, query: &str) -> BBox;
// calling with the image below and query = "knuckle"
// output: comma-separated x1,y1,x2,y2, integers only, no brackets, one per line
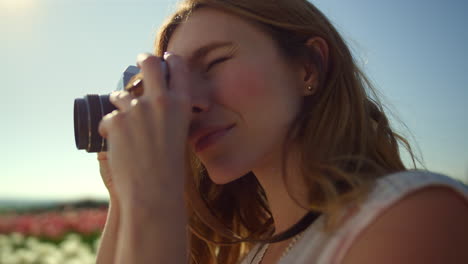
130,98,149,114
109,91,131,110
99,110,130,137
109,91,120,103
166,54,188,73
101,111,116,123
139,54,162,69
153,95,171,109
117,91,130,100
164,53,178,66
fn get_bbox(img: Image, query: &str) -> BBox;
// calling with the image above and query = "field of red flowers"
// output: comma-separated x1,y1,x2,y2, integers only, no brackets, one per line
0,208,107,240
0,207,108,264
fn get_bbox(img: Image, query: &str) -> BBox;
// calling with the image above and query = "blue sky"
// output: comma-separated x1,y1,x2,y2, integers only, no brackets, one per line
1,0,467,200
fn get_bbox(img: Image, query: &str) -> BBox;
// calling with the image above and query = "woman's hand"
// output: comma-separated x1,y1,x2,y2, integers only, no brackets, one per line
97,53,191,263
98,52,191,211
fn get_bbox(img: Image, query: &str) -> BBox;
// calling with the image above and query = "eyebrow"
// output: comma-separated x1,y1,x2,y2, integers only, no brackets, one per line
188,41,236,64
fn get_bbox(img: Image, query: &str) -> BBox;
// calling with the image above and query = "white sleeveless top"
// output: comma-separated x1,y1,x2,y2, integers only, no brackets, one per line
239,170,468,264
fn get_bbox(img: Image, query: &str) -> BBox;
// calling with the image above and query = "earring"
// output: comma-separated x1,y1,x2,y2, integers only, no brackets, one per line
306,85,315,95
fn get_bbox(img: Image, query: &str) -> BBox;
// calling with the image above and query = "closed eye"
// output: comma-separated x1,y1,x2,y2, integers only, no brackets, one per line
206,56,232,72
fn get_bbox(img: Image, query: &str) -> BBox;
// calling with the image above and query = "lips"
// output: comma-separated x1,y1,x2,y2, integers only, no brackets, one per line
189,124,235,152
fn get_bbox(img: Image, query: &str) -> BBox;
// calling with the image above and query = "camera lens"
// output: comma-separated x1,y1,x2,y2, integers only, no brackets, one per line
74,65,141,152
74,94,116,152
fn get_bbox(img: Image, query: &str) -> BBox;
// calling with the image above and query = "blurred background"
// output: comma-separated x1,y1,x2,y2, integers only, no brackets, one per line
3,0,466,202
0,0,467,262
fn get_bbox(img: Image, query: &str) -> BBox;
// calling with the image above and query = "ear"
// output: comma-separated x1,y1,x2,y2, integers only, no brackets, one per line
301,37,329,96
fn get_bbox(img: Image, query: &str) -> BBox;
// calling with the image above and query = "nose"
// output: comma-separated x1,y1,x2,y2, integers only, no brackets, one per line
190,83,211,114
191,96,210,113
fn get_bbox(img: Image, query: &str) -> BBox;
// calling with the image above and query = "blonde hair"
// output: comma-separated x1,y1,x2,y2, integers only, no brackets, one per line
153,0,417,263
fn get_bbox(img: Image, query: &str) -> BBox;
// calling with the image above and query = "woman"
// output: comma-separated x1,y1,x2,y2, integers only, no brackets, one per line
96,0,468,263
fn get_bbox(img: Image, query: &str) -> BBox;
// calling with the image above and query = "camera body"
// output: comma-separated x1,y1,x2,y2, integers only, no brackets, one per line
73,65,141,153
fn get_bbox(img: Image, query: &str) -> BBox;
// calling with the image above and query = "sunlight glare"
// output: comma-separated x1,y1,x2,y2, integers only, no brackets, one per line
0,0,37,13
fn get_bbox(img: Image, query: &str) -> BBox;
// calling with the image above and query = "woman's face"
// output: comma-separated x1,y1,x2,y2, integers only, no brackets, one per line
167,8,305,184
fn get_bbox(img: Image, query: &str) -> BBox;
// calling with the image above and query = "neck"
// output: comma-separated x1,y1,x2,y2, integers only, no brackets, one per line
252,146,309,235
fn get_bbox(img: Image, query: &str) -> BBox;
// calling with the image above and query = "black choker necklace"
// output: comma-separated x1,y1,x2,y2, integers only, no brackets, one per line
263,211,320,243
249,211,320,263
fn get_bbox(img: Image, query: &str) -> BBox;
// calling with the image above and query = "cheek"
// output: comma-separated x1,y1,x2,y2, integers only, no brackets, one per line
216,65,269,107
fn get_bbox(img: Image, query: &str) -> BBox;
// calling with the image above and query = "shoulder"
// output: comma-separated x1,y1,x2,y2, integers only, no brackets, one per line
341,174,468,264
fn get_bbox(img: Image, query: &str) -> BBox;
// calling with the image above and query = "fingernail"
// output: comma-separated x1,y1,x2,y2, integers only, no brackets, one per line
163,51,173,60
136,52,153,67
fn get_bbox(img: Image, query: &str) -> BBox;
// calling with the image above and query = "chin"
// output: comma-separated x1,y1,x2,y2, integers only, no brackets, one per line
205,166,246,185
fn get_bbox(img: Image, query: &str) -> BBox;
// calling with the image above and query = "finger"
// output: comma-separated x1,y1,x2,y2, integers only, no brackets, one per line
136,53,168,99
163,53,190,96
125,98,158,150
110,91,133,112
98,110,118,139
